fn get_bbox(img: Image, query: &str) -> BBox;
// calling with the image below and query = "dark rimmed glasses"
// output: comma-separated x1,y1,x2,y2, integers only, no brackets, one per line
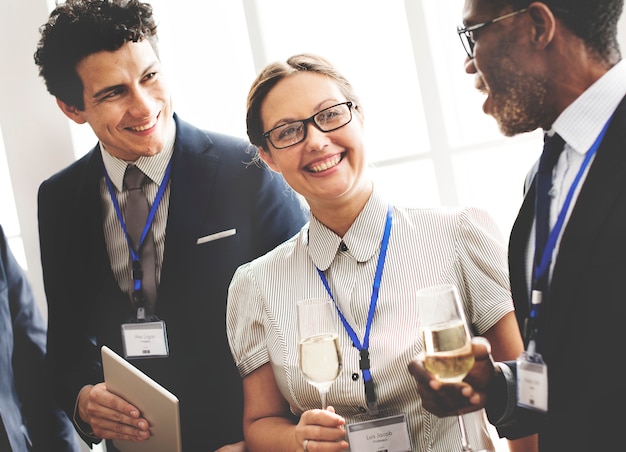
263,101,354,150
457,8,527,59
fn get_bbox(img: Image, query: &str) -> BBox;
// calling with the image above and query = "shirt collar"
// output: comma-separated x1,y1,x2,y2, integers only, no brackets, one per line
100,118,176,191
308,190,389,270
552,59,626,154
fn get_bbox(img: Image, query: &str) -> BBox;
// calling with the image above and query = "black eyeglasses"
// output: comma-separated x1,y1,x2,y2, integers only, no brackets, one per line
263,101,354,150
456,9,527,59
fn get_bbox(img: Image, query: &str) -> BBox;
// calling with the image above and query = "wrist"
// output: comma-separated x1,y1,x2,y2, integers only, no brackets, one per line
485,362,506,422
74,385,98,439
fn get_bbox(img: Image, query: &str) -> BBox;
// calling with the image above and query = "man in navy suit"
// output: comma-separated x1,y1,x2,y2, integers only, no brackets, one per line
33,1,308,450
409,0,626,450
0,224,79,451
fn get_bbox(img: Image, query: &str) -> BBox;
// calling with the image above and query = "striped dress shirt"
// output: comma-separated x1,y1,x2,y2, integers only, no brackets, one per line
99,122,175,302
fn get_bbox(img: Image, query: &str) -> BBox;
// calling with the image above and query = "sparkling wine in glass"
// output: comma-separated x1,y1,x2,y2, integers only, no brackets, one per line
297,298,342,409
417,284,476,452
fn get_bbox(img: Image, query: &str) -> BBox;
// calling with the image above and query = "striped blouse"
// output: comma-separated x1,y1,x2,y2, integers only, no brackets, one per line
227,191,513,452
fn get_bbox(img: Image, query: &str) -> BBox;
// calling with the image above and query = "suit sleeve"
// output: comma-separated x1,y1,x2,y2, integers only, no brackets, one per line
1,224,79,451
246,160,308,256
489,360,543,440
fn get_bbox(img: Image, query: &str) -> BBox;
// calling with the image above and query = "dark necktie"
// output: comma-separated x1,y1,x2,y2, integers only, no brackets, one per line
534,133,565,283
123,165,157,318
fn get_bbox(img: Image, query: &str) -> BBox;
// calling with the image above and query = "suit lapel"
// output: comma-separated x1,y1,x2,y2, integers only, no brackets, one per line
509,179,535,326
509,98,626,351
78,150,113,289
551,104,626,297
159,117,219,291
544,99,626,356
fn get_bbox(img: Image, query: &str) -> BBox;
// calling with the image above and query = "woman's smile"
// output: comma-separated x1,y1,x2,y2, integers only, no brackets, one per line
305,152,344,173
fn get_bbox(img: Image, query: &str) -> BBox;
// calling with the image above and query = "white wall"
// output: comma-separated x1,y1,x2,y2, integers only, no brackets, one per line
1,0,76,317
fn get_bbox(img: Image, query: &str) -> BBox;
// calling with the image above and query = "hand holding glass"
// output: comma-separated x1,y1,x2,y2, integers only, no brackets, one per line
297,298,342,410
417,284,475,451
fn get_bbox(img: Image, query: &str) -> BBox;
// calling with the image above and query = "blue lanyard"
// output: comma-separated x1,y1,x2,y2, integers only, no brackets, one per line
531,119,611,320
316,204,392,413
104,160,172,294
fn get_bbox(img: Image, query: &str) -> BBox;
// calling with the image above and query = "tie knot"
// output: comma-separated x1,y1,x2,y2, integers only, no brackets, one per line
124,165,146,190
538,133,565,172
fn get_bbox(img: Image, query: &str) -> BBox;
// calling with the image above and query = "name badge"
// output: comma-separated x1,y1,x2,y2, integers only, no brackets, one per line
346,413,412,452
517,346,548,412
121,320,169,359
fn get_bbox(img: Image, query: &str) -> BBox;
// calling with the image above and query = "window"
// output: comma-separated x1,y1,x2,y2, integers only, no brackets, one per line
146,0,542,236
39,0,543,245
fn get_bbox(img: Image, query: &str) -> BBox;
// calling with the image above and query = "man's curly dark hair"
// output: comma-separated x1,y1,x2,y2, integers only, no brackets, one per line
34,0,159,110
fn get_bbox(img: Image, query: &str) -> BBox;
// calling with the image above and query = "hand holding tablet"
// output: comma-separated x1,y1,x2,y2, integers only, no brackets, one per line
101,346,183,452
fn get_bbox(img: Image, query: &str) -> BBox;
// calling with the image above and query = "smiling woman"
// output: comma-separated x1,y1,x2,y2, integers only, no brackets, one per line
226,52,526,452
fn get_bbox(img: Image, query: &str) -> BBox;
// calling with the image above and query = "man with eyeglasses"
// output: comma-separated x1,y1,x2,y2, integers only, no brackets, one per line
409,0,626,450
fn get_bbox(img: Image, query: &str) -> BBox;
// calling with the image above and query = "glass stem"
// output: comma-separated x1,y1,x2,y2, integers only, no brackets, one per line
319,388,329,410
458,414,473,451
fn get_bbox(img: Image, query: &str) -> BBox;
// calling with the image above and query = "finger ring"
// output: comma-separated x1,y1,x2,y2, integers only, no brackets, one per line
303,439,309,451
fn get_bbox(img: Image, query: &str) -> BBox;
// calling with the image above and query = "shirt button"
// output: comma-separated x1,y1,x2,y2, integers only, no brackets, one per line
340,242,348,252
358,406,367,413
351,373,359,381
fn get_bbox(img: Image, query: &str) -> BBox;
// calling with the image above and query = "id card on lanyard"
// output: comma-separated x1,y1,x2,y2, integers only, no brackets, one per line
121,321,169,359
519,119,612,412
316,206,412,449
104,161,172,359
346,412,412,452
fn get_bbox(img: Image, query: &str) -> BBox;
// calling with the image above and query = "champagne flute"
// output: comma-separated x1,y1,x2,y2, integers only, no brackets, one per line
297,298,343,409
417,284,476,452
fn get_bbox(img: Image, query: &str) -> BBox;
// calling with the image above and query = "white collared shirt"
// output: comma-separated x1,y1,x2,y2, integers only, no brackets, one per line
525,60,626,289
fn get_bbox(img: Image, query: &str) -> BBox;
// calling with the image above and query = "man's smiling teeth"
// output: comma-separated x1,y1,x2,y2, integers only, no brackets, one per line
128,118,157,132
308,154,341,173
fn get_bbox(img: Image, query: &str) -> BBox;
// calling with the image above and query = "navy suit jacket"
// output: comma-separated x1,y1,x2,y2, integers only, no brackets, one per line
38,115,308,450
0,225,78,452
499,97,626,450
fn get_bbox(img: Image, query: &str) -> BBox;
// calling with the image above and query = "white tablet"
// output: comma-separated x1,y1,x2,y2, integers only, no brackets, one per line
101,345,182,452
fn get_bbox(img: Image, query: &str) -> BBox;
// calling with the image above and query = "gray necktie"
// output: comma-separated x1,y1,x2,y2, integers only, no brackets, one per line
124,165,157,319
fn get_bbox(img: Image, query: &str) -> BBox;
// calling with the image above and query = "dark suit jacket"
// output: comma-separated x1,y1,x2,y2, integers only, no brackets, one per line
38,115,308,451
0,225,78,452
498,97,626,450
